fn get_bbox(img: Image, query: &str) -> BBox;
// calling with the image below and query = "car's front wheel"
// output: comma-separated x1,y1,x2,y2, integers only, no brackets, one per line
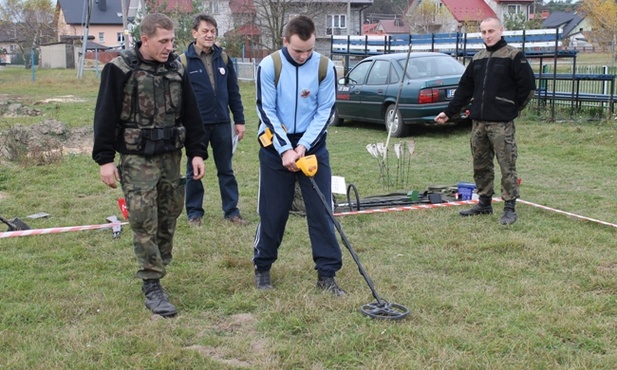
384,105,409,137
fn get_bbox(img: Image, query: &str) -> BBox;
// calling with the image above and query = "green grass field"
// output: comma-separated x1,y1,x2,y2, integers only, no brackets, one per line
1,67,617,369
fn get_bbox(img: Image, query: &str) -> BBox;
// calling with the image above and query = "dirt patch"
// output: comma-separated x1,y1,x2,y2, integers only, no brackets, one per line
184,313,277,368
0,95,93,160
36,96,89,104
0,119,93,162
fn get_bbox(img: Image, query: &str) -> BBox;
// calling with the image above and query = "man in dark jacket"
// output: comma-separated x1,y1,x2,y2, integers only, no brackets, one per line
92,13,207,317
181,14,247,226
435,17,536,225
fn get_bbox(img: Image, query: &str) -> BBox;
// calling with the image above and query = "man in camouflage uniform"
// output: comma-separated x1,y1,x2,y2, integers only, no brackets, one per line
92,13,207,317
435,17,536,225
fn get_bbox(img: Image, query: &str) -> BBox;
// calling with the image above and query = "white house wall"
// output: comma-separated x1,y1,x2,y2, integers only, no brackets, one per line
485,0,532,22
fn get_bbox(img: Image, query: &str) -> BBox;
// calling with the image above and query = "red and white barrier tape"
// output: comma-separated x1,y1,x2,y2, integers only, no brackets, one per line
4,197,613,238
334,197,617,230
333,198,502,216
517,199,617,229
0,222,128,239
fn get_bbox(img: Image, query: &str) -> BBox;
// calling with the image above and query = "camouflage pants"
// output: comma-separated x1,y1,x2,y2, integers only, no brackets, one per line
119,151,185,280
470,120,519,200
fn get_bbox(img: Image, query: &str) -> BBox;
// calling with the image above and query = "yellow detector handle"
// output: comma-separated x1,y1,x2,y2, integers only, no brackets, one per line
258,127,273,147
296,155,318,177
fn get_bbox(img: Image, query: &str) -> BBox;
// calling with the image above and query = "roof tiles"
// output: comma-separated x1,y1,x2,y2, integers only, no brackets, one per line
441,0,496,22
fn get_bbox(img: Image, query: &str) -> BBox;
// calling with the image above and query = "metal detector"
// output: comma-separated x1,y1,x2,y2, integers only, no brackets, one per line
296,155,410,320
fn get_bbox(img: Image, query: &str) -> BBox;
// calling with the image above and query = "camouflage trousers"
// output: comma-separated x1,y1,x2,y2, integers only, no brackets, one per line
119,150,185,280
470,120,519,201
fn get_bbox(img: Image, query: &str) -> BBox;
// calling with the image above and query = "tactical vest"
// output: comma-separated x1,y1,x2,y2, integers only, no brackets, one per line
112,49,186,156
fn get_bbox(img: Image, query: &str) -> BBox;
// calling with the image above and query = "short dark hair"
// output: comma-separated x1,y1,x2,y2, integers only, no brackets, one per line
284,15,315,41
141,13,174,38
192,13,218,31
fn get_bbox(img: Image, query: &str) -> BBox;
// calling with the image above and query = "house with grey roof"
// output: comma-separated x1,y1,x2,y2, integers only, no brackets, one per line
56,0,127,48
0,23,19,52
541,11,593,49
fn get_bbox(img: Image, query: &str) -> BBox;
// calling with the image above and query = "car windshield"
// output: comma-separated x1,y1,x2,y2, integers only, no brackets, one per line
398,56,466,79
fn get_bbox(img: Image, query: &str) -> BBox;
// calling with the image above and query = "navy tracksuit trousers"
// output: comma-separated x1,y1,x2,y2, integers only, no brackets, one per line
252,137,342,277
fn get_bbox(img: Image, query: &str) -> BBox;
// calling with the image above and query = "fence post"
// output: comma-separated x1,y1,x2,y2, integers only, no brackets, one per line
603,65,608,96
431,33,435,52
364,35,368,56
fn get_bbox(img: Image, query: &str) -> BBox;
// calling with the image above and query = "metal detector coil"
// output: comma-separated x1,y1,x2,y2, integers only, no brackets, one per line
296,156,410,320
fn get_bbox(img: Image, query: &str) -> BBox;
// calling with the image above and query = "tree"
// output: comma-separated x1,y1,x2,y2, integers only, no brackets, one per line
252,0,295,51
503,11,543,30
0,0,55,65
251,0,334,52
580,0,617,56
543,0,581,12
131,0,203,52
405,1,448,34
364,0,409,23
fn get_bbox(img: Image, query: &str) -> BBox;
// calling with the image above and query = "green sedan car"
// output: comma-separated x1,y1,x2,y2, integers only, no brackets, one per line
334,52,469,137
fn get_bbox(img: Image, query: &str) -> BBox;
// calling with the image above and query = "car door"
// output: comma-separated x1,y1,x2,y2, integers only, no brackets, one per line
336,61,372,121
358,60,391,121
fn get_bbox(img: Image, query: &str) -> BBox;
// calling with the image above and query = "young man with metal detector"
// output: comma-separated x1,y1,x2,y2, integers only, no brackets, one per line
253,15,345,296
435,17,536,225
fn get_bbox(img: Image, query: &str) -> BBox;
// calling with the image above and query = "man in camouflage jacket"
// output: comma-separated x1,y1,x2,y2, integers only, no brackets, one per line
92,13,207,317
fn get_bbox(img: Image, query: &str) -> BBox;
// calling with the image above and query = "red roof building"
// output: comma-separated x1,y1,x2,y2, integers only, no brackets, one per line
440,0,496,22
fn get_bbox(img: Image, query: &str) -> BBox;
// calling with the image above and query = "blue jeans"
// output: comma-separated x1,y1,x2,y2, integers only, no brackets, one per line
185,123,240,219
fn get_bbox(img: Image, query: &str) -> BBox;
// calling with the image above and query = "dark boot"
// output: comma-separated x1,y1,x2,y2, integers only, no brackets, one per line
460,195,493,216
500,200,517,225
254,270,273,290
317,275,346,297
142,279,177,317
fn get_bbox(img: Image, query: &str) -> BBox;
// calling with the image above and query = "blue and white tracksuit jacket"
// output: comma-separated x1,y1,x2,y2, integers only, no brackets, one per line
253,47,343,276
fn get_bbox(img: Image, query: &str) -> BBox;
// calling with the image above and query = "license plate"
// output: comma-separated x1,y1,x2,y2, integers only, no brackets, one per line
447,89,456,98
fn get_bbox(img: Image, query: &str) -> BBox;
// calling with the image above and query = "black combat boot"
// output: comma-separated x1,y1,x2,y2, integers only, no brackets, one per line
499,200,517,225
460,195,493,216
142,279,177,317
317,275,346,297
254,270,274,290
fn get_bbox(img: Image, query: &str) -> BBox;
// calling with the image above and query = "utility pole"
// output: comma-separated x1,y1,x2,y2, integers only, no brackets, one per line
77,0,93,79
347,0,351,36
121,0,128,49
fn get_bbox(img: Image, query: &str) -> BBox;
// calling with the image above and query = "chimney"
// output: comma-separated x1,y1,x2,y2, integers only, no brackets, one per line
98,0,107,11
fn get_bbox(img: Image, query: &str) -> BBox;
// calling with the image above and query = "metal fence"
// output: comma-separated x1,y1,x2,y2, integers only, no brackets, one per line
534,64,617,118
539,65,617,96
234,59,258,81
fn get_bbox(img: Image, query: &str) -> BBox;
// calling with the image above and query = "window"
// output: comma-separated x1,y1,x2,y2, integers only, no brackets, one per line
507,4,521,14
366,61,389,85
117,32,124,43
389,64,400,84
347,61,371,85
326,14,346,35
208,0,219,14
98,32,104,42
